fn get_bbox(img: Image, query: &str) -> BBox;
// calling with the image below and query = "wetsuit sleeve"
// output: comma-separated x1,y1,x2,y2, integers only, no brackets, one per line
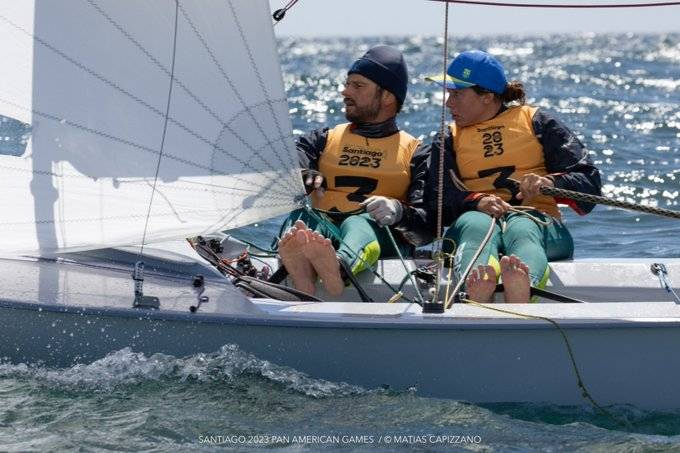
422,129,481,235
393,143,433,246
296,127,330,169
533,109,602,215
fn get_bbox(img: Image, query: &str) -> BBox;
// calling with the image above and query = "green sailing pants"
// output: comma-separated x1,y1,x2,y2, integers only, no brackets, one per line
443,210,574,288
276,208,411,275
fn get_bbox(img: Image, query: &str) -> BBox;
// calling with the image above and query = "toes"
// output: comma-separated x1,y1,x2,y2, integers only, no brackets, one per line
293,220,307,230
294,229,308,245
500,256,513,272
519,262,530,274
466,269,479,286
278,230,294,246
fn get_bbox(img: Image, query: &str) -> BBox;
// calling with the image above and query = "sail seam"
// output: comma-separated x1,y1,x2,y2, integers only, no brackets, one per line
0,203,289,226
179,2,299,191
138,0,181,256
84,0,299,195
0,98,294,201
226,0,298,173
0,13,298,196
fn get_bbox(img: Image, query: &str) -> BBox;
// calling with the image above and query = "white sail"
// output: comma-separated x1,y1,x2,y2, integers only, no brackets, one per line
0,0,303,254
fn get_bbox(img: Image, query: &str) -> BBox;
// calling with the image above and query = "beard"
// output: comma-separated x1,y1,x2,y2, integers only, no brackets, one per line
344,96,382,124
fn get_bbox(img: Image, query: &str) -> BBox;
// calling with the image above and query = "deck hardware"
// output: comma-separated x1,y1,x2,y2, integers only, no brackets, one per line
190,274,209,313
651,263,680,304
422,300,445,314
132,261,160,309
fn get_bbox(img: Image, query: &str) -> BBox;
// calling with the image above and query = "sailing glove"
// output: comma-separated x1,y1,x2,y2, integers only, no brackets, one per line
301,169,325,195
362,196,403,226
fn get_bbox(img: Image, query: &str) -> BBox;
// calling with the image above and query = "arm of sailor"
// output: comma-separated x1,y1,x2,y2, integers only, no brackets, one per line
296,127,329,170
363,196,403,226
516,173,555,202
476,194,512,218
361,141,428,230
297,127,330,192
392,142,436,245
421,130,476,230
533,109,603,214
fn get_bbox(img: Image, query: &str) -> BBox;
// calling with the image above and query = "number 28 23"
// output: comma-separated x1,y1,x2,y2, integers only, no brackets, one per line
482,131,504,157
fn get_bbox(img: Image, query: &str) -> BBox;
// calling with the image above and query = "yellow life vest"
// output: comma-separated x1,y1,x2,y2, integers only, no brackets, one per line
451,105,560,218
313,123,420,213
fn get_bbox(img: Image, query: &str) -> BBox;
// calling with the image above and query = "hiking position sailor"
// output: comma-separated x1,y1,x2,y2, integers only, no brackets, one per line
425,50,602,303
277,45,430,296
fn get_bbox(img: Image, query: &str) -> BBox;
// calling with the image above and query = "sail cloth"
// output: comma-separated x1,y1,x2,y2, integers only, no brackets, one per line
0,0,303,254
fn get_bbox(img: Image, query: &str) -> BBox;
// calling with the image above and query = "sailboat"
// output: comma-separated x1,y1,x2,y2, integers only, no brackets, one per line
1,0,680,411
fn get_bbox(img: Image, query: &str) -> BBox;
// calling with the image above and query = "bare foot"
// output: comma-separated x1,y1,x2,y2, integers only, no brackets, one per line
278,221,317,295
500,255,530,303
302,231,344,296
465,265,497,303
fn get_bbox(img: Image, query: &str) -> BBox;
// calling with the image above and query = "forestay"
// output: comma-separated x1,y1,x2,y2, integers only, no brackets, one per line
0,0,303,255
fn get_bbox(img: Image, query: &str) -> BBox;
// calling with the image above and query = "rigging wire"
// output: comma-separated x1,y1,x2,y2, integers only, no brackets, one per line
272,0,301,23
432,0,450,306
431,0,680,7
137,0,179,259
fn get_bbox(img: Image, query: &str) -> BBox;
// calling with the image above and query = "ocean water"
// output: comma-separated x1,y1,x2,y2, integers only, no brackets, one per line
2,34,680,450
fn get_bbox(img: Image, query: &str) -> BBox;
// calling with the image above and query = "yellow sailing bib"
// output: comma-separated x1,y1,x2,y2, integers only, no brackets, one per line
313,123,420,213
451,105,560,218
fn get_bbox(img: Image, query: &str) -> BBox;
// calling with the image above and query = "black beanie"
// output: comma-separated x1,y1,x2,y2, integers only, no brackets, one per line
347,45,408,105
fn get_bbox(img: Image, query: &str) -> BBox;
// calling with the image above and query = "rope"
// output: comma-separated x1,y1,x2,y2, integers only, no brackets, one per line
137,0,179,258
459,298,632,428
541,186,680,219
384,226,426,304
432,0,680,8
500,206,552,233
441,239,457,308
506,206,552,226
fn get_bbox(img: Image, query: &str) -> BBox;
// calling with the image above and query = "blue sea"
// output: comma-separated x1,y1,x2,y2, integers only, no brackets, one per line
2,34,680,450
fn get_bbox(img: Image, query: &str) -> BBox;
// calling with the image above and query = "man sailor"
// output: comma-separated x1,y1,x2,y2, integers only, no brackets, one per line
277,45,430,296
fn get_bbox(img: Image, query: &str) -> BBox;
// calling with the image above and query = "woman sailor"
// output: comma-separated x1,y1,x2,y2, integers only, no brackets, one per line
425,50,602,303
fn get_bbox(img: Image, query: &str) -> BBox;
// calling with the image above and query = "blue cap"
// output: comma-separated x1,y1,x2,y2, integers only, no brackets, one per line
427,50,508,95
348,45,408,105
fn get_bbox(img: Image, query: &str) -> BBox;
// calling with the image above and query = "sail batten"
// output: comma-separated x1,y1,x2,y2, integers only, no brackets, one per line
0,0,302,254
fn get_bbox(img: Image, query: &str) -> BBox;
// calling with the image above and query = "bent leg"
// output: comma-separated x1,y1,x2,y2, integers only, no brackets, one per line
444,211,502,287
502,212,549,288
337,213,383,276
502,211,575,291
545,218,574,261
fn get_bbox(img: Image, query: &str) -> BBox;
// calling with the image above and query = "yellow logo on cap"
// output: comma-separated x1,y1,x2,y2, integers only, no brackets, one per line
462,68,471,79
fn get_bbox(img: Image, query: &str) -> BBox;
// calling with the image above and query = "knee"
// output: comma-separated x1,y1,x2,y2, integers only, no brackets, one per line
446,211,494,239
339,215,371,232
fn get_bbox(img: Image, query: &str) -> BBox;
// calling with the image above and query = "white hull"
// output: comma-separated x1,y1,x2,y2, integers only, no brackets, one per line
1,242,680,410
